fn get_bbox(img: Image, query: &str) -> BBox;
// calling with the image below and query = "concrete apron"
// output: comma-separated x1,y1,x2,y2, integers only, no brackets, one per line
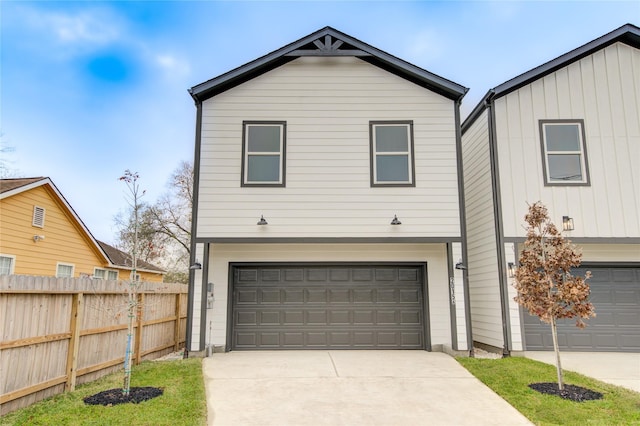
203,351,532,426
524,352,640,393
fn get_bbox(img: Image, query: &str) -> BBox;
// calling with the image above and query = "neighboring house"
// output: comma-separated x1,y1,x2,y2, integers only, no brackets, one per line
0,177,164,283
98,240,166,283
186,27,471,354
461,24,640,354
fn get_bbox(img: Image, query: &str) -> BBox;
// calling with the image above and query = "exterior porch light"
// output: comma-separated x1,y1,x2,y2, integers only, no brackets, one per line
507,262,516,278
562,216,574,231
257,215,268,225
390,215,402,225
190,260,202,270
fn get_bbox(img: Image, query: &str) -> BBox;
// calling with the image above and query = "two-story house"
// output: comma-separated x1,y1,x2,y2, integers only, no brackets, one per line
186,27,471,354
461,24,640,354
0,177,165,282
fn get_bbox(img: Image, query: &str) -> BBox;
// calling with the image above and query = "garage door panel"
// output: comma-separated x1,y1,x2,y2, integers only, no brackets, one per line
524,266,639,352
231,264,426,350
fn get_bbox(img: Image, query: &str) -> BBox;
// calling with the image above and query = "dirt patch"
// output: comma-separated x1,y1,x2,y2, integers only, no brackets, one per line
529,382,603,402
84,387,163,406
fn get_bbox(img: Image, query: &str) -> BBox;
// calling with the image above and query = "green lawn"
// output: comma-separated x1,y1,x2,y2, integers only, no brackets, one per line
1,358,206,426
457,356,640,425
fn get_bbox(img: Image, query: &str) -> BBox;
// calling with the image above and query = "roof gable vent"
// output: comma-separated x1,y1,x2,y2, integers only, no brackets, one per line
33,206,45,228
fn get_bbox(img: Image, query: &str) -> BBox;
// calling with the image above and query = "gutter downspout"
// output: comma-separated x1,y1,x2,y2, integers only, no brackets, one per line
454,98,474,356
185,96,203,357
486,93,512,357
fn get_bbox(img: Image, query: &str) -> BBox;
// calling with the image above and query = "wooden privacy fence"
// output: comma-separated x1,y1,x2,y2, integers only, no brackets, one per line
0,275,188,415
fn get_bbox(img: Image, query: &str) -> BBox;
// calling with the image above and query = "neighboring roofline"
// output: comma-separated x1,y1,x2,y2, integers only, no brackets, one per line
0,177,48,198
462,23,640,132
97,240,166,274
1,177,113,265
189,26,468,103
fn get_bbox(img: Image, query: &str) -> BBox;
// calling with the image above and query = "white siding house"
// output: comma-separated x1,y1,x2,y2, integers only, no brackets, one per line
187,27,471,354
462,24,640,354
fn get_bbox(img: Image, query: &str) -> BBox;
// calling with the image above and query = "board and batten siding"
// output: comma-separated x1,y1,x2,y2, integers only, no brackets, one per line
204,243,455,350
495,42,640,238
197,56,460,239
461,109,504,349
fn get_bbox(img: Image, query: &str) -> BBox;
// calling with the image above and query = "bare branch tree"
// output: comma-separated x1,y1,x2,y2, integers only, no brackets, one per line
513,202,595,390
118,170,144,396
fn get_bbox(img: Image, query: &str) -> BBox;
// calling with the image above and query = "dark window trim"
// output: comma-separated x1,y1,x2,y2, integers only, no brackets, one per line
369,120,416,187
539,119,590,186
241,121,287,187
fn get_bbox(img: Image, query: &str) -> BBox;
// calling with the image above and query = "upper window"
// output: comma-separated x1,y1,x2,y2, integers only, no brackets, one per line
0,255,15,275
242,122,286,186
56,263,74,278
370,121,415,187
540,120,590,185
33,206,45,228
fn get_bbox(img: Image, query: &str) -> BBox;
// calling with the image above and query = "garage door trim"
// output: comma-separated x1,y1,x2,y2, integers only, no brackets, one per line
226,262,430,351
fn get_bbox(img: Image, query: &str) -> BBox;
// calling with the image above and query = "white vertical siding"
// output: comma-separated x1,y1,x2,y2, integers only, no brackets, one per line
204,243,455,350
496,42,640,238
451,242,468,350
504,243,522,351
189,243,205,351
197,56,460,239
461,110,504,349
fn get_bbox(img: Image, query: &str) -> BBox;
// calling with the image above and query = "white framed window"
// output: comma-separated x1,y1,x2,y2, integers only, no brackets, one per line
56,263,74,278
242,121,286,186
0,255,16,275
540,120,590,185
94,268,119,280
370,121,415,186
33,206,45,228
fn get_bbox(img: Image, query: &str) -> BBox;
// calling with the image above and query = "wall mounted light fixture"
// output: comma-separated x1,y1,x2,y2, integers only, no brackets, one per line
190,260,202,270
33,235,45,242
390,215,402,225
257,215,268,225
508,262,516,278
455,260,467,270
562,216,574,231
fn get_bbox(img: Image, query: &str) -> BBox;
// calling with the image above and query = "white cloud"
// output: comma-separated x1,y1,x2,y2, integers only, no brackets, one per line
155,54,191,78
17,5,123,47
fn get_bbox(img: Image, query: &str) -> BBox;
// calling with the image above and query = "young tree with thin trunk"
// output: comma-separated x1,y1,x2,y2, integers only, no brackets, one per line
118,170,145,396
513,202,595,390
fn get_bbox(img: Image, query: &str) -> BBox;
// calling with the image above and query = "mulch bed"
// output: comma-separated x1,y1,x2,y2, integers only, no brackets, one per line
529,382,603,402
84,387,163,406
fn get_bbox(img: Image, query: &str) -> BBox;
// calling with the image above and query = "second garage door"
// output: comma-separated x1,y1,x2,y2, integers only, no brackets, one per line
230,264,428,350
523,265,640,352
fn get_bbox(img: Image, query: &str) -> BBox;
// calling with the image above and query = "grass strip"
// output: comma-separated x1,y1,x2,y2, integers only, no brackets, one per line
1,358,206,426
457,356,640,426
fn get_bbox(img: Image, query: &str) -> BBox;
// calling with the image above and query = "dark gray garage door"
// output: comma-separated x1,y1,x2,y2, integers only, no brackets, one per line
523,266,640,352
230,264,427,350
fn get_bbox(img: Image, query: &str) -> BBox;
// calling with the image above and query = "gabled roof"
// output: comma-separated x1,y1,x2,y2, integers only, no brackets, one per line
1,176,112,264
462,23,640,132
189,26,468,103
97,241,166,274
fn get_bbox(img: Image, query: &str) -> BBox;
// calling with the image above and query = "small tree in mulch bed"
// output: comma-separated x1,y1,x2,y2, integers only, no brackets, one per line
84,171,163,406
513,202,599,402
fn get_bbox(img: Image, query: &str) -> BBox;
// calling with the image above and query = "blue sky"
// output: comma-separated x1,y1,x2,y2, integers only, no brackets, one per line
2,1,638,243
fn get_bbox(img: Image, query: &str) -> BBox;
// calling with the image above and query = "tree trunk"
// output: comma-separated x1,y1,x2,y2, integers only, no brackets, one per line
122,291,135,395
550,317,564,390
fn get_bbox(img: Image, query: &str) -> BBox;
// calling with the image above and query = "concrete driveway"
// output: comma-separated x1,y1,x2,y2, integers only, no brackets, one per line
203,351,531,426
524,352,640,392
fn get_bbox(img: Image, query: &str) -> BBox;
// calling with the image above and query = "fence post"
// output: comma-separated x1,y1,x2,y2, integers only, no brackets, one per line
134,293,144,365
174,293,181,351
65,292,83,392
